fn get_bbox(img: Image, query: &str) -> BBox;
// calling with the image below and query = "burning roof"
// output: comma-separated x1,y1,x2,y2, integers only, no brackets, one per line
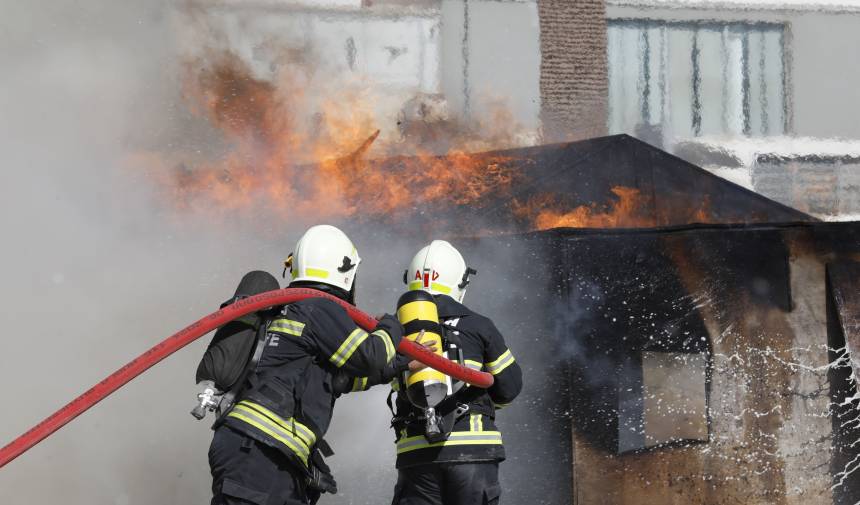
143,133,813,234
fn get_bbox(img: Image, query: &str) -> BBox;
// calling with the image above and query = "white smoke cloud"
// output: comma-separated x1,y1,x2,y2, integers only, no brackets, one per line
0,2,544,504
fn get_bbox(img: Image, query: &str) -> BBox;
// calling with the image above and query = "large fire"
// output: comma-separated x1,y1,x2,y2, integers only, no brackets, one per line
132,49,530,223
513,187,655,229
133,47,676,232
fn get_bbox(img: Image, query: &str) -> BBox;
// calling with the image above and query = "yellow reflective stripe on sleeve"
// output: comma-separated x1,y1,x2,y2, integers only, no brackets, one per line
269,319,305,336
470,414,479,432
351,377,368,392
330,328,370,368
485,349,515,375
408,281,423,291
464,360,482,370
391,379,400,392
493,402,511,410
396,431,503,454
373,329,396,362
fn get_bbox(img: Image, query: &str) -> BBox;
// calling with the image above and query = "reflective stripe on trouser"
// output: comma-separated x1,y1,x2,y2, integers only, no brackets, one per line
226,401,316,466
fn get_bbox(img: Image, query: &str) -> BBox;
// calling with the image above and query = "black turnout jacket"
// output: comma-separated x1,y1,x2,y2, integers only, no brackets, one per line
352,294,522,469
222,294,402,471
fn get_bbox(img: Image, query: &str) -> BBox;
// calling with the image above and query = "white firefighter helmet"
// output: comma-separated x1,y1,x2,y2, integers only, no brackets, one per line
288,225,361,293
404,240,476,303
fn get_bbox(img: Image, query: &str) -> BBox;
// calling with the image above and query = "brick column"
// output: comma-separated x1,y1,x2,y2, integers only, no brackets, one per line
538,0,609,142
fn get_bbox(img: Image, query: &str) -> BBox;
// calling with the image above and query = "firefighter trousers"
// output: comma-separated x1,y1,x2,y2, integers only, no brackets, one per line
209,425,309,505
391,462,501,505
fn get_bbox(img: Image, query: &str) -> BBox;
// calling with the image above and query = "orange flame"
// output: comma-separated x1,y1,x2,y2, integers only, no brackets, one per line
131,49,530,225
514,187,656,230
134,48,709,232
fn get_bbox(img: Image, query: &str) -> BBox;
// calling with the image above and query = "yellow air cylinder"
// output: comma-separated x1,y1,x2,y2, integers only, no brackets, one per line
396,290,449,409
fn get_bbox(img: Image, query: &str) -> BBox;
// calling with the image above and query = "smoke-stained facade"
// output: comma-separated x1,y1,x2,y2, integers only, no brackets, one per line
462,222,860,504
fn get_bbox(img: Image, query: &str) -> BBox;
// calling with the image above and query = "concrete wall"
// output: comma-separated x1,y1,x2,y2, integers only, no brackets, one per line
199,4,441,90
203,1,542,140
440,0,542,131
606,2,860,140
789,12,860,139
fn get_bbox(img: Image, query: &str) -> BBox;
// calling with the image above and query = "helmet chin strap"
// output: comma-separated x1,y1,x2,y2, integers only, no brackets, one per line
282,253,294,279
458,267,477,290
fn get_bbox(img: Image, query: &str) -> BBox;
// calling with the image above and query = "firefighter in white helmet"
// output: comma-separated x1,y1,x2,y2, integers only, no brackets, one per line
208,224,404,505
347,239,523,505
404,240,472,302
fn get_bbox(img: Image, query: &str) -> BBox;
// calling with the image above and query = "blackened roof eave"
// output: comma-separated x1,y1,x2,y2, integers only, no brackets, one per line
506,219,860,241
355,133,816,228
417,133,817,223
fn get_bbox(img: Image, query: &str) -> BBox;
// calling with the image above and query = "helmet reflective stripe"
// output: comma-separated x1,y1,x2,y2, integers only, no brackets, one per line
290,224,361,293
405,240,471,303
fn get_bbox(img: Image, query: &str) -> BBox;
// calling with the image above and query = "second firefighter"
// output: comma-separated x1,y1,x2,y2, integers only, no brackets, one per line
349,239,523,505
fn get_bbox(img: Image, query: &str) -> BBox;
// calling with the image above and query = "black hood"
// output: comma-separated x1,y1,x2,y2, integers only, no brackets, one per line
434,294,474,318
220,270,280,308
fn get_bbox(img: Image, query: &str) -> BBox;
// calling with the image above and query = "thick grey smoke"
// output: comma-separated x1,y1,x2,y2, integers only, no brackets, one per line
0,2,537,504
0,2,273,503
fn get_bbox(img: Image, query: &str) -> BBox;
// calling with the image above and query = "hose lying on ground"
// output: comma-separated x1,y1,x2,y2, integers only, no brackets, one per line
0,287,494,469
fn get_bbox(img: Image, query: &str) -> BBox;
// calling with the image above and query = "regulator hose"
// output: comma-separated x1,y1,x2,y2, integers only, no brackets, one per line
0,287,493,469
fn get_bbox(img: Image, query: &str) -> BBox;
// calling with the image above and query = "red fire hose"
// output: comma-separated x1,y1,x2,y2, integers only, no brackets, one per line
0,287,493,469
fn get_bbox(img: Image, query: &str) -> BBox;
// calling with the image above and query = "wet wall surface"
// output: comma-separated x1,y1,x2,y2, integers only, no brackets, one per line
827,261,860,505
464,222,860,505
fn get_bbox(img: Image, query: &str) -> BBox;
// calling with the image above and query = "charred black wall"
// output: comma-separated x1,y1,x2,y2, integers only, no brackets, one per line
459,221,860,504
827,262,860,504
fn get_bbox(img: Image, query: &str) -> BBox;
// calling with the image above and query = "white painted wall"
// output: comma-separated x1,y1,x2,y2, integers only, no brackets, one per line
606,2,860,140
789,12,860,139
202,1,541,136
440,0,542,130
205,6,441,93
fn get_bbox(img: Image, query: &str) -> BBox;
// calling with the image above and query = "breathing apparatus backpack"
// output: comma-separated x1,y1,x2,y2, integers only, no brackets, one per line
191,270,280,420
395,290,466,443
